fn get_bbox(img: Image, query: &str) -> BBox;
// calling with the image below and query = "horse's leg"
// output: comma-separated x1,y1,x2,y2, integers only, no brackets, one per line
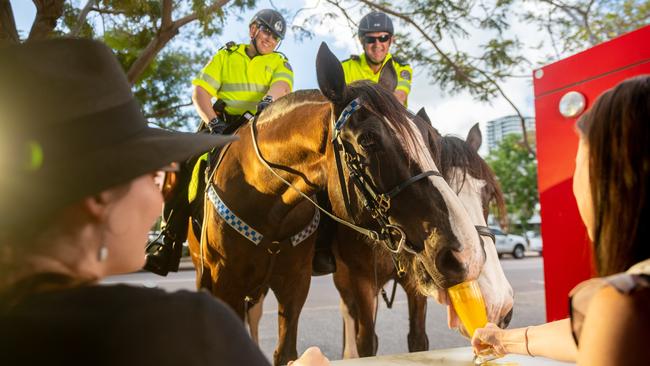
271,266,311,366
187,216,213,291
246,293,265,345
349,276,378,357
402,278,430,352
332,245,360,358
339,298,360,358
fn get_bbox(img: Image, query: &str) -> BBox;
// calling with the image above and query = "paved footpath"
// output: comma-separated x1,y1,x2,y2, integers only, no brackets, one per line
105,256,547,362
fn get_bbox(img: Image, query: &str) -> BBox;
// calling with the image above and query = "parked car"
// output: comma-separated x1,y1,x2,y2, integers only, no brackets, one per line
526,230,543,256
490,227,528,259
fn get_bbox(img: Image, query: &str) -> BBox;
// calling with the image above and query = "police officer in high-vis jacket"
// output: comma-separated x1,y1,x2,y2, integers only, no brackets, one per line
145,9,294,276
312,11,413,276
341,11,412,105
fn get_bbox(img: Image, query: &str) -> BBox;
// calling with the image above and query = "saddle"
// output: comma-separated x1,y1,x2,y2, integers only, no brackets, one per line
187,111,253,238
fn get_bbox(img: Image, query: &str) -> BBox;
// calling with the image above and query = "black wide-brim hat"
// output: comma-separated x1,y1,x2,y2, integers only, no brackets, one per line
0,39,236,228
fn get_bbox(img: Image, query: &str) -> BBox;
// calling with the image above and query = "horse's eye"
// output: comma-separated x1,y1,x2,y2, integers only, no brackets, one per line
357,132,378,152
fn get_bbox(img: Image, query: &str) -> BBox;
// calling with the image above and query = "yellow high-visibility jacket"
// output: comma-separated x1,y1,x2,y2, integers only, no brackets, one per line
341,53,412,102
192,43,294,116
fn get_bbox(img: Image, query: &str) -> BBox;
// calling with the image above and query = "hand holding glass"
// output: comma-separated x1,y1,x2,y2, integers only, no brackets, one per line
448,280,501,364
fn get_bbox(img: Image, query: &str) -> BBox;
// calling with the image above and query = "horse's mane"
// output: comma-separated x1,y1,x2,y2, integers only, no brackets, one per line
439,135,508,228
261,84,421,159
346,81,418,145
259,89,327,124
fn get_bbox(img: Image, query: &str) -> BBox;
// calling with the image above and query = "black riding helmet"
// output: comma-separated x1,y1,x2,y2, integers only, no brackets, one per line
357,11,394,37
250,9,286,40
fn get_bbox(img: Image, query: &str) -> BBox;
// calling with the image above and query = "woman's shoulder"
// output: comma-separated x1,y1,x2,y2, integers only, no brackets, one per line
576,284,650,364
570,260,650,346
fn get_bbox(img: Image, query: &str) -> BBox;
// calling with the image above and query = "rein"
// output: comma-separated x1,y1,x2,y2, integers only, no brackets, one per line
250,98,440,255
249,107,381,242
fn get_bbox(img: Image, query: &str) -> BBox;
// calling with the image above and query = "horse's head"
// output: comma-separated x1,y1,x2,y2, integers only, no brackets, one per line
419,112,513,331
316,43,484,290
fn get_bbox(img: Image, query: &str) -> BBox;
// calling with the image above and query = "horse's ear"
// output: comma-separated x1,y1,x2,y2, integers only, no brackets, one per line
415,107,441,136
378,60,397,92
466,123,482,152
416,108,432,125
316,42,346,103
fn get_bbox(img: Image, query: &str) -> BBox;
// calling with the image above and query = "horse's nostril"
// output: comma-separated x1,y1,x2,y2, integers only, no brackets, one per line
499,308,513,328
435,247,466,286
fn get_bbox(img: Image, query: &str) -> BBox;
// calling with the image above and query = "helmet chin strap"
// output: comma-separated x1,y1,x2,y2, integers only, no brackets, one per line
251,29,261,57
250,27,281,57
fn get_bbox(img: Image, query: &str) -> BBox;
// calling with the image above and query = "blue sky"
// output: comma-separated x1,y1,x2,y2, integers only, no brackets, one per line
11,0,541,151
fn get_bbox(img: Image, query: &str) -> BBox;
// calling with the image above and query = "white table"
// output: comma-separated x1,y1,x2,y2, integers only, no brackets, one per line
330,347,574,365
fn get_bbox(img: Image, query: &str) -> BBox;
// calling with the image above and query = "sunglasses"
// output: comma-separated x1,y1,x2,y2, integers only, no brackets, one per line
363,34,391,44
257,24,281,42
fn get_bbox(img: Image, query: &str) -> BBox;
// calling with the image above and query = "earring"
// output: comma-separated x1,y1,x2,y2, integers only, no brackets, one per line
98,244,109,262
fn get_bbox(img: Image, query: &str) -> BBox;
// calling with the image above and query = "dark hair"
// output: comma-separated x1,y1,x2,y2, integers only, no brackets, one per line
576,75,650,276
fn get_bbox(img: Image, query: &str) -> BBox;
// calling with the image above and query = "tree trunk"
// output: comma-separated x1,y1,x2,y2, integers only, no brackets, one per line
28,0,64,42
127,26,179,84
0,0,19,46
126,0,230,84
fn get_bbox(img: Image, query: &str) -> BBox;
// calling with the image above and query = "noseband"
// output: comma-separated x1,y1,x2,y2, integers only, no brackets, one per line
331,98,439,254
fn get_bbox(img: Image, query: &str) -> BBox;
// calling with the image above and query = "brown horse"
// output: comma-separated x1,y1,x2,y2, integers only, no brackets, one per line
188,43,485,365
333,115,514,358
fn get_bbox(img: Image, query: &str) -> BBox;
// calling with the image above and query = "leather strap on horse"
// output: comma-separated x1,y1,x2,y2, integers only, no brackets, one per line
475,225,496,244
243,240,285,310
250,113,382,241
380,279,399,309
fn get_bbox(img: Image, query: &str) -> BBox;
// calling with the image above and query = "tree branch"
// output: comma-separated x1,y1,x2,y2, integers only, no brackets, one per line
357,0,533,153
161,0,173,28
28,0,64,42
89,7,127,15
0,0,19,46
145,101,194,119
68,0,96,37
126,0,230,84
539,0,599,45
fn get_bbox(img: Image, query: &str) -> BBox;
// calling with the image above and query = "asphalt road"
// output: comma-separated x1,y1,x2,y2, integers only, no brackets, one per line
103,255,546,362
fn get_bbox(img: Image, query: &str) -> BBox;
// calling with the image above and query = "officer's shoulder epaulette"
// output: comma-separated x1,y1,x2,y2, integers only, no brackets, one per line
391,56,409,67
342,54,360,63
273,51,289,61
219,41,238,52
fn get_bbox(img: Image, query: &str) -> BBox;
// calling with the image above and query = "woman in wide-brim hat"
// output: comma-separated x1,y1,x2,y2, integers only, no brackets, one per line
0,38,328,366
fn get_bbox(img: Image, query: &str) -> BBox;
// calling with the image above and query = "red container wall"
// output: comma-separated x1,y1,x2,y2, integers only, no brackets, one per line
533,25,650,322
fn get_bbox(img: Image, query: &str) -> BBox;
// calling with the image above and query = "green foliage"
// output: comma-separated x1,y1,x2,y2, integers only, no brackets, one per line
486,134,538,230
51,0,257,130
522,0,650,62
299,0,527,102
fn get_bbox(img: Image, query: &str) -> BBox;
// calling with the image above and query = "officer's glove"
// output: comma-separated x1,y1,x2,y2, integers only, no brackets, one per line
256,95,273,115
207,117,227,134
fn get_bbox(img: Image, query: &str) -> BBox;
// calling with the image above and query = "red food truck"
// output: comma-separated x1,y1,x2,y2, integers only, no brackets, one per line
533,25,650,321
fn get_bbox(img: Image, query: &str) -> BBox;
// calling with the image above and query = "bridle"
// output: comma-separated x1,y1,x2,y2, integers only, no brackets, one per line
250,97,490,256
330,98,439,254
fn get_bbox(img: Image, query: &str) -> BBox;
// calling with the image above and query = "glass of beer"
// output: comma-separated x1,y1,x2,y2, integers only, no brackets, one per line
448,280,500,364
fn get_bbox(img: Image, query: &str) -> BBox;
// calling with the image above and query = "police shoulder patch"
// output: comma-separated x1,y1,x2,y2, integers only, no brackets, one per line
284,61,293,71
399,69,411,81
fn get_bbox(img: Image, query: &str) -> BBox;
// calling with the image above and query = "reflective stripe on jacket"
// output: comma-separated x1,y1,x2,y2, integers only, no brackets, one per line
192,44,294,116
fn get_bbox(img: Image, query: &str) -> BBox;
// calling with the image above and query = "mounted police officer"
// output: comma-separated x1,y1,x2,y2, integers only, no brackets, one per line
312,11,414,276
341,11,412,105
145,9,294,276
